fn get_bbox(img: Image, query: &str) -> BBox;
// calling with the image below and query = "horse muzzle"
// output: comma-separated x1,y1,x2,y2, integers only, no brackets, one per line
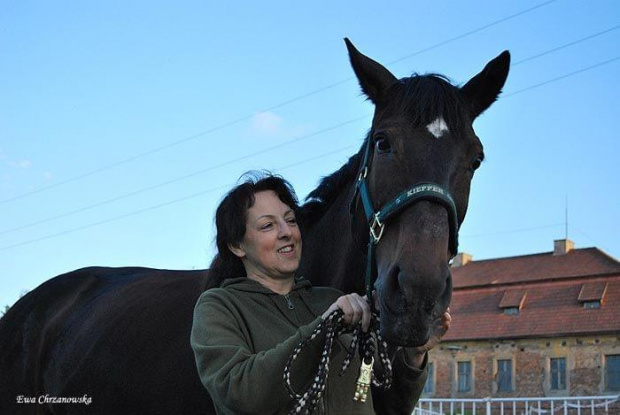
376,266,452,347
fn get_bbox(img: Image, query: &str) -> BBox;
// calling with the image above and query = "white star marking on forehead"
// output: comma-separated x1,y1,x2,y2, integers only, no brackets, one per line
426,117,449,139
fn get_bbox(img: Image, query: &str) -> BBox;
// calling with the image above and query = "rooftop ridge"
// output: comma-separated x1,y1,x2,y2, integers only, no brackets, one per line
459,246,607,265
594,246,620,263
453,271,620,290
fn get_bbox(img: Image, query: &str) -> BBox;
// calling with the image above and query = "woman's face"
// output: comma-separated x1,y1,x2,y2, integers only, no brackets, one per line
231,190,302,282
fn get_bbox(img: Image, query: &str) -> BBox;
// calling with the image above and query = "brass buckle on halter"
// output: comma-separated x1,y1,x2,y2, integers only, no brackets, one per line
369,214,385,244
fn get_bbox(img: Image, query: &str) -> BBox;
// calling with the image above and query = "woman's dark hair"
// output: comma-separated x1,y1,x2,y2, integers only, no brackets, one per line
205,172,300,290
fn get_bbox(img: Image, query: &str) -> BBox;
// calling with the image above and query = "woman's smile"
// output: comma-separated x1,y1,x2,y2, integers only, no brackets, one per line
277,244,295,256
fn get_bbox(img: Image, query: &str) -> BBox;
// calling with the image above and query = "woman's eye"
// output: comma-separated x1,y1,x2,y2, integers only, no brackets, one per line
286,218,297,225
260,223,273,230
375,135,392,154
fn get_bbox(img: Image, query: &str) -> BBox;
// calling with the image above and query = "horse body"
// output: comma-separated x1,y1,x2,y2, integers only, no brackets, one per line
0,268,212,414
0,41,509,414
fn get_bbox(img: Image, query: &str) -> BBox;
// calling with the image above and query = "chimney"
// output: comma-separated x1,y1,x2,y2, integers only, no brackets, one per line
553,239,574,256
451,252,472,267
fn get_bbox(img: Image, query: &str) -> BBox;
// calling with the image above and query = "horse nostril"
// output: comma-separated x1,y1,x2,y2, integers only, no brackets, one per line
390,266,401,288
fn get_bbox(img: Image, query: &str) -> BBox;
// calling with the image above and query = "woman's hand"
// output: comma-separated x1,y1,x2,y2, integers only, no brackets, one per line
414,308,451,353
404,308,452,368
322,294,372,332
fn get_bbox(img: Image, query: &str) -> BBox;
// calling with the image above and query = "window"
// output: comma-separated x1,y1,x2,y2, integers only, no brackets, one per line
457,361,472,392
583,300,601,309
497,359,513,392
423,362,434,394
550,357,567,390
606,355,620,390
504,307,519,315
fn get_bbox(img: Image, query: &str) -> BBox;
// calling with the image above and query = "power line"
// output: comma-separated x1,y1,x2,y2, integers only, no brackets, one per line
387,0,560,67
3,85,616,255
460,223,613,256
504,55,620,97
0,0,560,206
461,223,564,238
2,41,612,247
0,145,356,251
569,224,611,254
511,24,620,67
0,116,368,236
4,44,617,238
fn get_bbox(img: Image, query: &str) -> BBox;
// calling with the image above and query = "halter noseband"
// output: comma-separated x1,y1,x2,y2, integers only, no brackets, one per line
350,134,460,305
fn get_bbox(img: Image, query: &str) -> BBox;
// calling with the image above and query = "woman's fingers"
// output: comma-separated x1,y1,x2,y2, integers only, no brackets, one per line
429,308,452,340
358,296,371,332
338,295,354,323
442,309,452,332
342,294,372,332
324,294,373,332
350,294,371,332
320,302,339,320
344,295,362,326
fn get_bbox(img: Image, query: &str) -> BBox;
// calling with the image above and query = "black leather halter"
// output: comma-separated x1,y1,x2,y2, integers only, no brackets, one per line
350,134,460,304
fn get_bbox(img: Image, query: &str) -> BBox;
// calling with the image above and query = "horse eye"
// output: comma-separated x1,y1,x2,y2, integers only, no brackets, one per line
471,155,483,172
375,136,392,154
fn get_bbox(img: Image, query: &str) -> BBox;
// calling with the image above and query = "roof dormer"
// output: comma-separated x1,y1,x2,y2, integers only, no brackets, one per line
499,290,527,315
578,282,607,309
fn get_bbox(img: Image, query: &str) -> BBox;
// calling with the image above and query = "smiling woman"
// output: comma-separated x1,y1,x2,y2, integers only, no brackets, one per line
203,173,302,292
227,189,302,293
190,172,449,414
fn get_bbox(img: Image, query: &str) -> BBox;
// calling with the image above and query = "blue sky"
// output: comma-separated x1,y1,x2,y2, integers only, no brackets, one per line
1,0,619,309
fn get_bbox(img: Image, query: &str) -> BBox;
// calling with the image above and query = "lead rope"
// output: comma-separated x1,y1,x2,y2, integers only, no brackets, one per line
283,309,392,415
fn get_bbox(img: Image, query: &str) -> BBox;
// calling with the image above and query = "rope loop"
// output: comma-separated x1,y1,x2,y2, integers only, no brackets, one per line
283,309,392,414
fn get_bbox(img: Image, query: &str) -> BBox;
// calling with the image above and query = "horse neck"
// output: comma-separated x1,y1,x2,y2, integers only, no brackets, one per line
299,181,366,294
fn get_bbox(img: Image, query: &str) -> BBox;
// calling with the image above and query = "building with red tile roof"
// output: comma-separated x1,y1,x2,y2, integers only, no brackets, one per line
423,240,620,402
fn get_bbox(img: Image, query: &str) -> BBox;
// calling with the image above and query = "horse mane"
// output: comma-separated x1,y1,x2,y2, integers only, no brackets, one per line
299,74,467,227
300,147,363,227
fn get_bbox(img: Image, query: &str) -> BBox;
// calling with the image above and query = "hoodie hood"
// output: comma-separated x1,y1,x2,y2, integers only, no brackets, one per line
220,276,312,295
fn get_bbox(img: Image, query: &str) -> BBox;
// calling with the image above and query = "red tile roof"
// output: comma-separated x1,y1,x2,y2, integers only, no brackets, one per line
451,248,620,288
444,248,620,341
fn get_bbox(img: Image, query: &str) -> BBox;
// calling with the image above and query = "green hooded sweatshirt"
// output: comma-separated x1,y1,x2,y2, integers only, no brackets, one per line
191,277,427,415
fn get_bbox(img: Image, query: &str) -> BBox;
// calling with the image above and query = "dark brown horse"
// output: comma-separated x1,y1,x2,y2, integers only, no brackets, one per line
0,40,509,414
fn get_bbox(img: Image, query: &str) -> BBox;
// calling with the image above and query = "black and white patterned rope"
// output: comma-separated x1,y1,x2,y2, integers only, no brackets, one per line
283,309,392,415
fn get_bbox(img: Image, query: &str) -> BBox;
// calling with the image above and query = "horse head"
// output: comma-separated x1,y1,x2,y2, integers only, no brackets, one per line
345,39,510,346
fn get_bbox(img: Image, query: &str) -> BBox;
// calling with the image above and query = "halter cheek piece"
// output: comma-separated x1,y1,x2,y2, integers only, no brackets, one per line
350,134,460,305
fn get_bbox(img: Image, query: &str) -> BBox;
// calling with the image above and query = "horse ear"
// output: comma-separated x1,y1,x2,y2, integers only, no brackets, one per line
461,50,511,119
345,38,398,104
